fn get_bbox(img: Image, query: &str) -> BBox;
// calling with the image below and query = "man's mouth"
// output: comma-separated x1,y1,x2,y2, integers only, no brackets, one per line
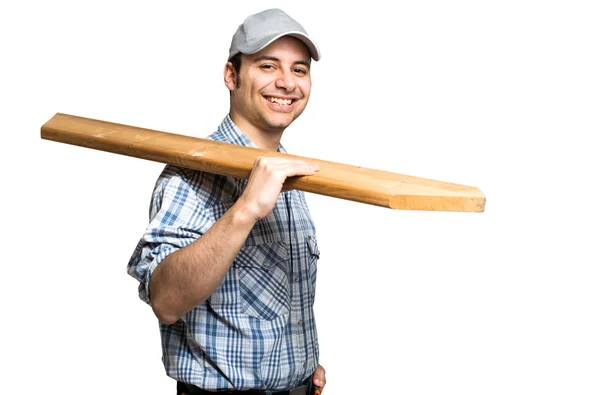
264,96,296,106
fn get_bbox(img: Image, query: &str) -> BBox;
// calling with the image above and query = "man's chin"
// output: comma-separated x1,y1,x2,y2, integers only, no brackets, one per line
265,115,296,131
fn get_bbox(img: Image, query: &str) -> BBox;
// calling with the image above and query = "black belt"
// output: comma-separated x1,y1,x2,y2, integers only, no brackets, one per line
177,380,312,395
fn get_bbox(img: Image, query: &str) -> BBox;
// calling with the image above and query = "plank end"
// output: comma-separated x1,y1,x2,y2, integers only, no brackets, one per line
389,193,486,212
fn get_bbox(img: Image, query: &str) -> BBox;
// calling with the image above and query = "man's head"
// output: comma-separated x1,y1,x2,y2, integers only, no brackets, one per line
224,9,320,141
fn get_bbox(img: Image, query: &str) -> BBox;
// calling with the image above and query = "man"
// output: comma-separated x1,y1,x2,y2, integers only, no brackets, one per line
127,8,327,394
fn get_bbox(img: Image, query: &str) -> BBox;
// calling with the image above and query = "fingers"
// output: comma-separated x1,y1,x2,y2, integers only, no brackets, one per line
312,364,326,390
239,156,319,221
253,156,320,178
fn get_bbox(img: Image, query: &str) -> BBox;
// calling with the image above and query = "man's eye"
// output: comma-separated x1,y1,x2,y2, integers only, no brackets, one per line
261,64,275,70
293,68,307,75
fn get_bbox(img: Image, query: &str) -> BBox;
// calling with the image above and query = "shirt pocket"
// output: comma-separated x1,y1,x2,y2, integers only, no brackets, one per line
235,241,290,321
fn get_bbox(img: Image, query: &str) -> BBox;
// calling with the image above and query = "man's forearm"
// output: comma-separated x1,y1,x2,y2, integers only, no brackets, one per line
149,201,257,324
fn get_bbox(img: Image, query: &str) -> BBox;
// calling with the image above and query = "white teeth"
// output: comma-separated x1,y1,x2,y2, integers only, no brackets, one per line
268,97,292,105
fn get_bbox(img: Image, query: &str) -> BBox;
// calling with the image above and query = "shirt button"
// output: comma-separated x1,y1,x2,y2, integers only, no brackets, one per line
262,261,269,269
303,362,307,369
307,235,313,240
297,319,302,325
294,275,299,282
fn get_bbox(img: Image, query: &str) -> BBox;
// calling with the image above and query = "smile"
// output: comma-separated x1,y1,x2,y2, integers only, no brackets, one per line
264,96,296,106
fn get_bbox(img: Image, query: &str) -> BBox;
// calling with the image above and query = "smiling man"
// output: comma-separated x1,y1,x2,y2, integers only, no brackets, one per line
127,8,326,395
225,35,313,149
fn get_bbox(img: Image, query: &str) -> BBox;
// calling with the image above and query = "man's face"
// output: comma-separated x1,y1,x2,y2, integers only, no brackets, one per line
227,36,312,135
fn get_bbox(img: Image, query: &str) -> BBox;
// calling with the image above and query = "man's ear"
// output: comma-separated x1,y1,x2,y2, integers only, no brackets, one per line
224,62,237,92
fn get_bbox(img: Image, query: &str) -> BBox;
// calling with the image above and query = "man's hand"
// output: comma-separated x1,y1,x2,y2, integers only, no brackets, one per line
238,156,319,221
312,364,326,392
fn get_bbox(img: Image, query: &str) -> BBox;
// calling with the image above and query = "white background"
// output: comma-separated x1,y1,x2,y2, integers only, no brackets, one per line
1,1,599,394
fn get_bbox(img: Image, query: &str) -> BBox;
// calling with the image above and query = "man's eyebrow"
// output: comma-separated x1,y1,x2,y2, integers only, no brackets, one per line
254,55,280,63
254,55,311,69
294,60,311,69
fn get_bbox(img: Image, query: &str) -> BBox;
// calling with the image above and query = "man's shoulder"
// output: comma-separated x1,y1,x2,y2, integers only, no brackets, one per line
155,164,225,191
149,121,242,204
152,165,203,198
152,164,237,209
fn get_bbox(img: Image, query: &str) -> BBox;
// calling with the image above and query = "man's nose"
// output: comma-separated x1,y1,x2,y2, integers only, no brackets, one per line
275,70,296,91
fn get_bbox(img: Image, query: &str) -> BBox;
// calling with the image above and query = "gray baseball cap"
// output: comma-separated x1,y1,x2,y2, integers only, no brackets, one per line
228,8,321,61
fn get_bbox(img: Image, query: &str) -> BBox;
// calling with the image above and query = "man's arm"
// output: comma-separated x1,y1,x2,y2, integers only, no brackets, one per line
149,156,319,324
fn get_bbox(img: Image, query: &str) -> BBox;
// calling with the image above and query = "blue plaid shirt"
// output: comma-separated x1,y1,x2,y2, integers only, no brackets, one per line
127,115,320,391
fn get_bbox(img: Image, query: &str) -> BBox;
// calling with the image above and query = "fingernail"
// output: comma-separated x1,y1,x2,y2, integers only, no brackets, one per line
316,380,323,386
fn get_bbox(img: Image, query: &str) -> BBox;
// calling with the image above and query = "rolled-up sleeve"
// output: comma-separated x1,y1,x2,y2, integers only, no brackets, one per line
127,167,216,305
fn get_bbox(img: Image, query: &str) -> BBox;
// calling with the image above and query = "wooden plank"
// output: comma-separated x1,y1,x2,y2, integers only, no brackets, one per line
40,113,486,212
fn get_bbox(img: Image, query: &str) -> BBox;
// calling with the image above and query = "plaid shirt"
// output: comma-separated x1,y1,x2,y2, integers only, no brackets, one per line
127,115,320,391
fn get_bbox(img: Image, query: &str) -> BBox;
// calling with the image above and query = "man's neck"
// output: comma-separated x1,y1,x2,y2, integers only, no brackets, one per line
229,111,283,151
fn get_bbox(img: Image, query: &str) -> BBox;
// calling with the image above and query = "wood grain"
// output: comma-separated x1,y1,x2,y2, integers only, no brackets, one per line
40,113,486,212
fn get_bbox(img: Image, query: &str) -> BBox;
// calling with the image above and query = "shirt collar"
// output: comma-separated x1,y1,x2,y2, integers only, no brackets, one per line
218,114,287,154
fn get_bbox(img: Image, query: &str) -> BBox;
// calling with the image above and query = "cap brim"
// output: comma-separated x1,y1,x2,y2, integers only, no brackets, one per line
241,31,321,61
